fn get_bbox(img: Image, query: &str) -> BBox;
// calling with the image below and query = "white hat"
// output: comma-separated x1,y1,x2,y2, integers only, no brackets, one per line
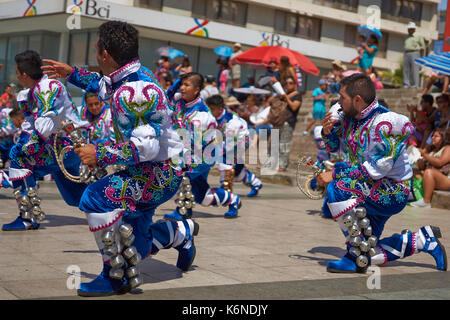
407,22,417,29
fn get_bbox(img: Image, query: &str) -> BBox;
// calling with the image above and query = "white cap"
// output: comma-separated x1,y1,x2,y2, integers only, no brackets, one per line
407,22,417,30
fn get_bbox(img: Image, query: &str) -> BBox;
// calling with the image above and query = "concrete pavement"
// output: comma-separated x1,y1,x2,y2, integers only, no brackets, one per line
0,174,449,300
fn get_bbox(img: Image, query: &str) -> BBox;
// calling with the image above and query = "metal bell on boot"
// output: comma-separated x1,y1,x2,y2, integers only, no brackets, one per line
31,205,41,216
356,255,369,268
20,195,30,206
349,224,361,237
128,252,142,266
119,224,133,239
364,225,373,237
179,207,188,215
31,196,41,206
36,212,45,222
121,233,135,247
129,275,143,289
178,191,186,200
102,230,115,246
21,211,32,220
176,199,185,207
343,214,354,228
367,235,378,247
123,246,138,260
27,187,37,197
109,267,124,280
184,200,193,209
13,190,22,200
358,217,370,229
355,206,366,219
110,255,125,269
401,229,411,234
350,236,362,247
368,248,378,257
359,241,370,253
184,184,192,192
181,177,190,185
126,266,139,279
349,247,361,257
104,243,118,256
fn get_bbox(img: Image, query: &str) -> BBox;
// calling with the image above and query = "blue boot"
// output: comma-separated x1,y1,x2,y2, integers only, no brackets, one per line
77,264,128,297
326,253,367,273
175,220,199,271
2,216,39,231
247,184,262,197
164,207,192,221
224,195,241,218
418,226,447,271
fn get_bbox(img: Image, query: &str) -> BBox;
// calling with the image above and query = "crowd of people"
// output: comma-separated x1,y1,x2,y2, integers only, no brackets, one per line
0,19,448,298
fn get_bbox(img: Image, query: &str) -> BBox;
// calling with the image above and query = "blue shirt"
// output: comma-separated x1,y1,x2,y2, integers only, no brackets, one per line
312,88,326,110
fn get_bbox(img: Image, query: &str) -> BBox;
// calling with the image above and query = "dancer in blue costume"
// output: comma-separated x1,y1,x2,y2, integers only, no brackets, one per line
43,21,199,297
2,51,87,231
206,94,263,197
0,102,18,169
163,73,241,221
77,92,114,143
317,73,447,273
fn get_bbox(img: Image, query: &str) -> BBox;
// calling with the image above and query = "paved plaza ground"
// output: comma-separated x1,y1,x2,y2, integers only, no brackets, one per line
0,174,449,300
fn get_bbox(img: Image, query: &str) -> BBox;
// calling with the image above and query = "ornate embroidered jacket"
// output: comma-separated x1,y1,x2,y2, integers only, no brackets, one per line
322,99,414,181
67,60,184,167
77,103,114,143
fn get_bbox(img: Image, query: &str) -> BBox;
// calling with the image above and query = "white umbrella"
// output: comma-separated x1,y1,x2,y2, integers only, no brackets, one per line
233,86,271,95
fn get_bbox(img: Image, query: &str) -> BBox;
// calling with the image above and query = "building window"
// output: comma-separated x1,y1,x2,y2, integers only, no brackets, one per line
313,0,359,13
0,32,60,89
274,10,321,41
68,30,99,67
344,25,388,59
381,0,422,24
135,0,163,10
192,0,247,26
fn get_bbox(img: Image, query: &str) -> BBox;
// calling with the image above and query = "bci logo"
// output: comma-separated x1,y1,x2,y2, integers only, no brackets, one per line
85,0,110,19
260,32,290,48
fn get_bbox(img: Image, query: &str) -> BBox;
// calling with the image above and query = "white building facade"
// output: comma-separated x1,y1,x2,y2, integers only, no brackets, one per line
0,0,440,94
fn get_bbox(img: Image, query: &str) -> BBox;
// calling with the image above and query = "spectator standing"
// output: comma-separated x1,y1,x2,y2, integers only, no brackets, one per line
357,35,379,74
403,22,426,89
409,129,450,208
267,76,302,172
218,62,231,94
265,58,280,80
229,43,243,89
303,79,329,136
422,74,449,95
278,56,297,87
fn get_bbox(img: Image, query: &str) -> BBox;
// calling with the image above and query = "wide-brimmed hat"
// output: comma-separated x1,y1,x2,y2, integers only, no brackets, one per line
233,42,242,48
332,59,347,71
225,95,241,107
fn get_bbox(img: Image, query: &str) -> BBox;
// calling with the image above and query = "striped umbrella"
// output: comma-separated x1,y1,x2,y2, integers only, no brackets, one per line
414,52,450,76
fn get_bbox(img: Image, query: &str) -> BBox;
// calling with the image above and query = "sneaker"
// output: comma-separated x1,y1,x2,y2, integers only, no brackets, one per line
77,264,129,297
409,198,431,208
301,131,309,136
418,226,447,271
175,219,199,271
224,195,241,218
2,216,40,231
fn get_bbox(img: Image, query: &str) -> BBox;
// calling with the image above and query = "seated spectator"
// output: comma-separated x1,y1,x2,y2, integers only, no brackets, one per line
409,129,450,208
200,75,219,100
434,93,450,131
174,56,193,77
249,97,272,136
158,71,173,91
407,94,437,148
0,84,15,109
265,58,280,80
422,74,449,95
324,60,346,97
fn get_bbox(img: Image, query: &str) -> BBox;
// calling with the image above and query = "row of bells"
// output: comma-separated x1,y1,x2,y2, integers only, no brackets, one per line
343,206,377,268
101,224,143,289
14,187,45,223
222,169,235,193
176,176,196,215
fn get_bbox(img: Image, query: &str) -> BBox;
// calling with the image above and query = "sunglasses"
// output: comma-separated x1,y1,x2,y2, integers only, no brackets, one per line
286,81,295,85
